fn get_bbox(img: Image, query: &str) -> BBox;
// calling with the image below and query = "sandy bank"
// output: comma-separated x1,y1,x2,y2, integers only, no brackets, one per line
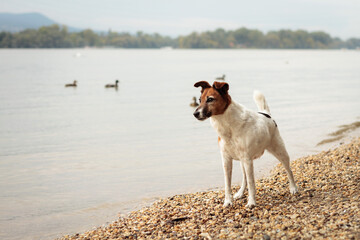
60,138,359,240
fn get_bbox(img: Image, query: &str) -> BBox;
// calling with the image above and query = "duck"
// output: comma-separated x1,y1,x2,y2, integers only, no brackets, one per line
65,80,77,87
190,96,199,107
215,74,226,81
105,80,119,88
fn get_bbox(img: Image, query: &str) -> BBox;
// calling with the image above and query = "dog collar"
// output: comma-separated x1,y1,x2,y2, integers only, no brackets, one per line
258,112,278,127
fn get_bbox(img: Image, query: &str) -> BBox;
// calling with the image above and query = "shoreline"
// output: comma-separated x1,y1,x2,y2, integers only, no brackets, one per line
60,137,359,240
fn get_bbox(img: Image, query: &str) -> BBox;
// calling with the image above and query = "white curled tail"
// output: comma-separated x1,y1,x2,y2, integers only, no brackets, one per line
253,90,271,115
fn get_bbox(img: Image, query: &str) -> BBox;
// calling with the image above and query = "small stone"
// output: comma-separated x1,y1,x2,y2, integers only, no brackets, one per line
263,234,271,240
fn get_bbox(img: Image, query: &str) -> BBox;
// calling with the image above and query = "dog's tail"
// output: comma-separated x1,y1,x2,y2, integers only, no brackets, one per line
253,90,271,115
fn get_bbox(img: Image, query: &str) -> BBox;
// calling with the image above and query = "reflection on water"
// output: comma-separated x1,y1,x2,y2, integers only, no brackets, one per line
0,49,359,239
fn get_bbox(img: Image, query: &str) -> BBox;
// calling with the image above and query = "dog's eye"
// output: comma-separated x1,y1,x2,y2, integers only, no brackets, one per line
199,98,201,103
206,97,215,103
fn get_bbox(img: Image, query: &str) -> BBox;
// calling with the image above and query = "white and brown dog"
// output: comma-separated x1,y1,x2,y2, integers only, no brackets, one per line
193,81,298,207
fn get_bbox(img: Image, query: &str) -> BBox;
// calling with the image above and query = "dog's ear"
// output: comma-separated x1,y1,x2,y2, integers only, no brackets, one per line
194,81,211,92
213,81,229,95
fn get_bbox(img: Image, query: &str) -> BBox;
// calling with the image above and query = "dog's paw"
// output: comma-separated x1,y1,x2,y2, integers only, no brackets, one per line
223,199,233,207
245,200,256,208
233,191,245,199
290,185,298,194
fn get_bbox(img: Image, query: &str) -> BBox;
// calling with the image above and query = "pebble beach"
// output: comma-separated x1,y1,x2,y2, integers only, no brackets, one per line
60,138,359,240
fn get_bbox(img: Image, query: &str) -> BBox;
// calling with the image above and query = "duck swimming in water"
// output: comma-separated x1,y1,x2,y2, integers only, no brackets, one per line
215,74,226,81
105,80,119,88
65,80,77,87
190,96,199,107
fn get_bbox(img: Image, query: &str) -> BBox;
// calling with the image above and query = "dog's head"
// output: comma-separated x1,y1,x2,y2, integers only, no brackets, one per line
193,81,231,121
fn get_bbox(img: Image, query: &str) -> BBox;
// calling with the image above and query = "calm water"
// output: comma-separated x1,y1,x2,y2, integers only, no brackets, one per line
0,49,359,239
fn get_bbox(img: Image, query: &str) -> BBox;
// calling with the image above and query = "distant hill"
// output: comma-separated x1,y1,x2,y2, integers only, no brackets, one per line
0,12,81,32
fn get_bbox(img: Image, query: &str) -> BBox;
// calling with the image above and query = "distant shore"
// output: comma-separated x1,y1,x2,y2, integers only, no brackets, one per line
59,137,359,240
1,24,360,49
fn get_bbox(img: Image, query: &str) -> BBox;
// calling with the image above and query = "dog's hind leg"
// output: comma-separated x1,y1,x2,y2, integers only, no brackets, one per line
234,161,247,199
267,132,298,194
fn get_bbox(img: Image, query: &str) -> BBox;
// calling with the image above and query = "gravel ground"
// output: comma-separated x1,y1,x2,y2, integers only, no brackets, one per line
60,138,360,240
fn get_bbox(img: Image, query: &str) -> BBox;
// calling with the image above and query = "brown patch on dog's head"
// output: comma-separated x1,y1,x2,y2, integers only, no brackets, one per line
193,81,231,120
194,81,211,92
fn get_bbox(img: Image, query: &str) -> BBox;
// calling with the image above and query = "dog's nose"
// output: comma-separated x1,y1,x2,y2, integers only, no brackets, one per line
193,111,200,119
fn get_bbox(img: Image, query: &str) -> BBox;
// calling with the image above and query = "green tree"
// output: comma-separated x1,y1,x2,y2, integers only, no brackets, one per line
345,38,360,49
80,29,99,47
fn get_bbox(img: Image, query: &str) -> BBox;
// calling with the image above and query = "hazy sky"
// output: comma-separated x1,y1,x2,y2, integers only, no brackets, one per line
1,0,360,39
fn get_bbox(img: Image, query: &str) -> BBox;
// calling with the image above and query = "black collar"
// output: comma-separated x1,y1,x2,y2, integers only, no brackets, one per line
258,112,271,118
258,112,277,127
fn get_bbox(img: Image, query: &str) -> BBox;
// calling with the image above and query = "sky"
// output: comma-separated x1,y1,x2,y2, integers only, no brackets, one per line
1,0,360,39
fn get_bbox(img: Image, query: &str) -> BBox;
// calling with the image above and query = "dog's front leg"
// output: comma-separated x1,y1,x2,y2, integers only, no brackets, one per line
234,161,247,199
243,159,256,207
222,153,233,207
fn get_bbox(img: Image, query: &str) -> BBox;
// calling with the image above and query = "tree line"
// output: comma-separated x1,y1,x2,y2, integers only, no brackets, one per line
0,24,359,49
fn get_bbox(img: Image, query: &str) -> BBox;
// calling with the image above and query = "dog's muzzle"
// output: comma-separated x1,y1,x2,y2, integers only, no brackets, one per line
193,111,200,118
193,108,211,121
